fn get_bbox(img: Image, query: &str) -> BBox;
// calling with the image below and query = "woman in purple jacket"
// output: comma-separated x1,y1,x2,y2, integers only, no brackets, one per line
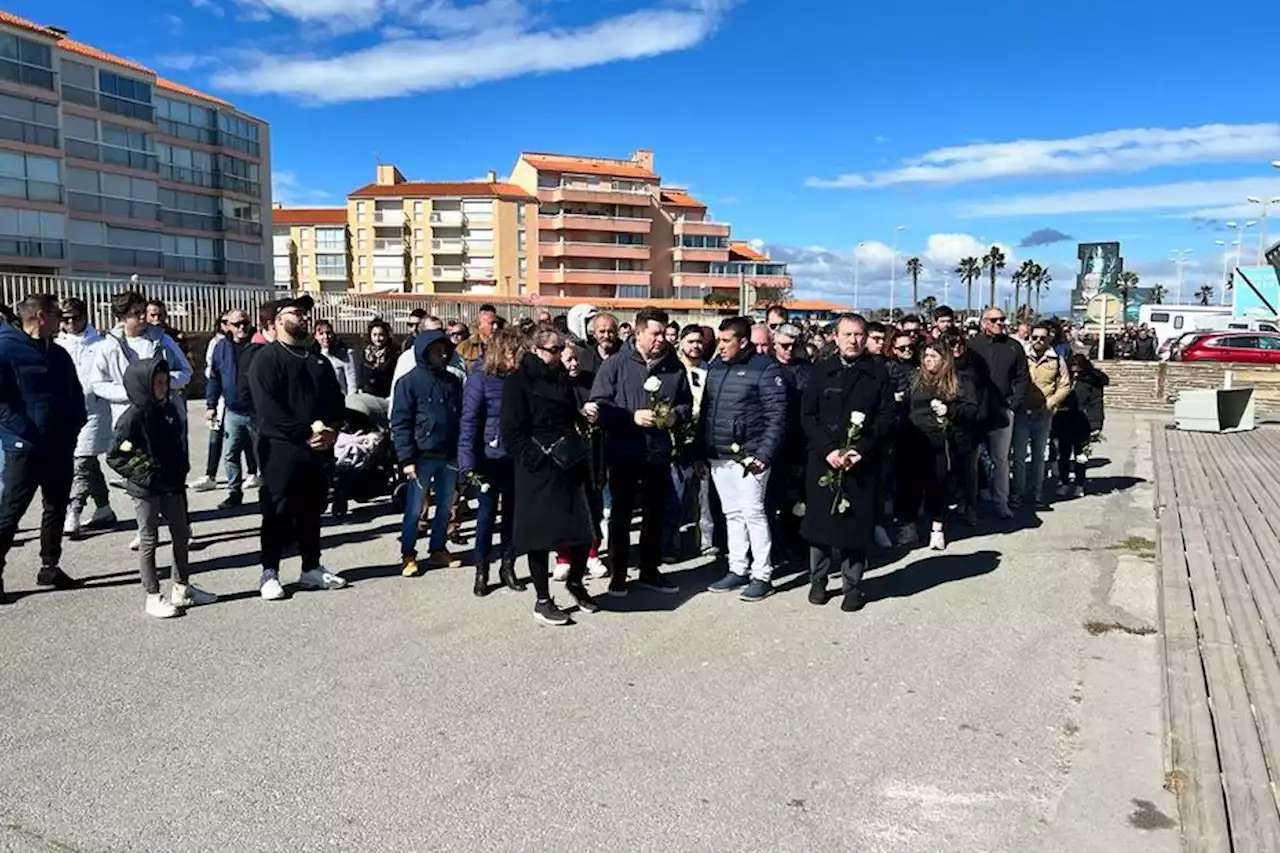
458,328,526,597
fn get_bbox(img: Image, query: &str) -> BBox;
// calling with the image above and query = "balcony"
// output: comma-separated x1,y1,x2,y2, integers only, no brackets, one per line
673,219,730,238
671,272,741,290
542,269,651,287
432,265,465,281
431,238,464,254
538,213,651,234
465,241,494,255
0,236,64,262
373,210,405,226
541,241,650,261
672,246,729,263
464,267,496,281
538,187,652,206
429,211,464,226
373,239,405,254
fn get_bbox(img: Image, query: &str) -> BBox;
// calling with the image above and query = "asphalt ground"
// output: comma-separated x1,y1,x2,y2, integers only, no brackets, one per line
0,408,1178,853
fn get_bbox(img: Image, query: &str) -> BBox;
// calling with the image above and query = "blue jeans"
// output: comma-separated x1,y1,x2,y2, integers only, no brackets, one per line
223,410,258,494
473,458,513,566
401,458,457,557
1012,410,1052,502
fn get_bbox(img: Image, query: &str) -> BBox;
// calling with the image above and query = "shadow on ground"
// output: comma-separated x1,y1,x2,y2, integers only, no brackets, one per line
863,549,1001,601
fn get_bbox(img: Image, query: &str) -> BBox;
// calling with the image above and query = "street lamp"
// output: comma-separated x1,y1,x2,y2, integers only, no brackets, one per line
853,241,866,313
1171,248,1193,305
1225,220,1257,269
1246,196,1280,265
1213,239,1241,305
888,225,905,316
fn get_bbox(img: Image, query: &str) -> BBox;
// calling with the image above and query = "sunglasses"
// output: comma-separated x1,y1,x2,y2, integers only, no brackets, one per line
61,314,83,323
1030,334,1049,342
229,319,250,328
539,344,564,355
894,344,915,352
449,331,466,339
987,317,1007,324
768,322,782,330
775,341,794,350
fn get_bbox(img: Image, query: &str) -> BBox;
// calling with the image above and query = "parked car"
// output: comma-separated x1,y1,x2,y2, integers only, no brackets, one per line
1174,331,1280,364
1161,331,1205,361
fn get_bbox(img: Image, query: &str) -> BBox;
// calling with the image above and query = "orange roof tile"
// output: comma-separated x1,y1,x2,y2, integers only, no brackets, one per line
659,189,706,209
522,154,657,180
273,207,348,225
729,242,768,262
57,38,153,75
0,10,56,38
349,181,533,200
156,77,233,108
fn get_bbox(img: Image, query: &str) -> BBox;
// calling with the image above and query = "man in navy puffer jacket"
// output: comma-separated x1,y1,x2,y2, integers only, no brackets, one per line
698,316,787,602
391,330,463,576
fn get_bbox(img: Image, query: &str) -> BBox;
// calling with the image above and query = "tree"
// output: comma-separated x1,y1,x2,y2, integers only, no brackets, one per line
703,291,736,307
982,246,1007,310
1032,264,1052,319
1011,260,1035,318
1147,284,1167,304
1195,285,1214,306
955,257,982,318
920,295,938,317
1115,270,1140,321
753,280,793,306
905,256,923,311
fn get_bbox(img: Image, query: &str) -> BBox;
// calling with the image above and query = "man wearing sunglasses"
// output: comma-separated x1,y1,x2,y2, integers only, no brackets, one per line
1013,323,1069,509
967,309,1030,519
205,309,261,509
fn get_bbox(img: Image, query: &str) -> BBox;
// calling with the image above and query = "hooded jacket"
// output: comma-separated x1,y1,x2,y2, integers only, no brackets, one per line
0,323,86,454
390,330,464,463
105,358,188,496
91,324,192,428
55,323,112,456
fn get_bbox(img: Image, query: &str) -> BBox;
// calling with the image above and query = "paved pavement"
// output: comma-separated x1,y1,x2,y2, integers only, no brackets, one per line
0,408,1179,853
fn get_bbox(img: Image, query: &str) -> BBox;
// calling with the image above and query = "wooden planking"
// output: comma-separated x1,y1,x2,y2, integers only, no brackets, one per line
1154,426,1232,851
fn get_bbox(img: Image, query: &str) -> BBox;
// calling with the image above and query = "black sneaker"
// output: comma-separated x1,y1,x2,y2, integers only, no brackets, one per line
218,493,243,510
606,577,628,598
636,571,678,595
533,598,571,626
841,589,866,613
565,583,600,614
36,567,82,589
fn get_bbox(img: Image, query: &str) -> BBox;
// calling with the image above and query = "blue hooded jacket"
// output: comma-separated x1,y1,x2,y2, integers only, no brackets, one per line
0,323,87,454
390,330,464,463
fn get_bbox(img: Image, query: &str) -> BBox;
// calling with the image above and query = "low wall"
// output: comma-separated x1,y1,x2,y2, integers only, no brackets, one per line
1102,361,1280,417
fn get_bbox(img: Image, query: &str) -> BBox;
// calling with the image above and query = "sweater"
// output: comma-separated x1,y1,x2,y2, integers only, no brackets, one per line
967,333,1030,413
246,339,345,448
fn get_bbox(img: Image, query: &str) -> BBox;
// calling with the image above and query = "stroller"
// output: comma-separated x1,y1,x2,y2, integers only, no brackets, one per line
334,393,408,511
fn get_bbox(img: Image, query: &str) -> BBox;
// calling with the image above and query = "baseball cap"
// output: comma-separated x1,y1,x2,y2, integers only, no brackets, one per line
273,294,314,316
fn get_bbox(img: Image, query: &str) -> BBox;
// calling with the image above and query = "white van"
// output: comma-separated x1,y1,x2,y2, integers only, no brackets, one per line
1139,305,1232,349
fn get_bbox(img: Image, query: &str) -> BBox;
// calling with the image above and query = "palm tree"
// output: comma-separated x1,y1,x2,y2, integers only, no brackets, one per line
1010,261,1030,320
1115,271,1140,321
1195,285,1214,306
1148,284,1167,304
982,246,1007,310
905,257,923,312
1033,264,1052,319
954,257,982,318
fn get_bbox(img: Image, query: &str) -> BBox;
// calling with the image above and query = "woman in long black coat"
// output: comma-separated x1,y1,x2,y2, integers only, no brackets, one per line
500,326,598,627
800,319,895,612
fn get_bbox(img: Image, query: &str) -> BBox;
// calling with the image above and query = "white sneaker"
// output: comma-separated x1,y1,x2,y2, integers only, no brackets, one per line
171,583,218,608
63,506,80,536
298,567,348,590
243,474,261,490
190,476,216,492
1073,485,1086,498
552,561,570,582
260,571,286,601
873,525,892,549
145,594,180,619
129,535,140,551
586,555,609,579
929,530,946,551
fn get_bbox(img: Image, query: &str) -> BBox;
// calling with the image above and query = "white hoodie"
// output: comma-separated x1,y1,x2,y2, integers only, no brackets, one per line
91,324,193,429
55,323,112,457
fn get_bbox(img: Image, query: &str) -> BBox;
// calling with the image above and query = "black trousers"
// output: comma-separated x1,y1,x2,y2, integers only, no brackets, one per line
606,461,668,579
895,437,950,525
0,450,73,576
808,545,866,593
528,545,587,601
1056,435,1088,486
258,440,328,574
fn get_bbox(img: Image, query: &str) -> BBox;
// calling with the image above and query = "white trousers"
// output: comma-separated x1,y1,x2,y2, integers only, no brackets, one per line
709,460,774,582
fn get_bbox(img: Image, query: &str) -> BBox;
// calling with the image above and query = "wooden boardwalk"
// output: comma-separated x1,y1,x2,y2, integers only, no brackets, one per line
1154,425,1280,852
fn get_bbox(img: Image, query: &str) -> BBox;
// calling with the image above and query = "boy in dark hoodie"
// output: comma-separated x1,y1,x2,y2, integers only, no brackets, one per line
107,358,217,618
390,329,463,577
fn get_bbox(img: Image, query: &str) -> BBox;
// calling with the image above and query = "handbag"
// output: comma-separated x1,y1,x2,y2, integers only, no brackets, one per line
536,431,591,471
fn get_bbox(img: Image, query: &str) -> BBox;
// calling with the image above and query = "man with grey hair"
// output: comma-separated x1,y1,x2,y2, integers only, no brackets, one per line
578,312,620,376
769,322,810,564
750,322,773,358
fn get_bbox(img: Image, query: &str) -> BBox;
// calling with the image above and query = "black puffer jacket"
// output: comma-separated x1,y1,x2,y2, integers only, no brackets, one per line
1057,368,1109,440
698,345,787,465
106,358,188,497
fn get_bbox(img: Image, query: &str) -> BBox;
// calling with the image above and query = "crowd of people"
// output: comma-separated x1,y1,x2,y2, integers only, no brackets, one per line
0,293,1109,626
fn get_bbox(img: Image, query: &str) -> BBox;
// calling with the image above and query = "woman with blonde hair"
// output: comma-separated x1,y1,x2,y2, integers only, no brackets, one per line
458,326,528,596
895,340,980,551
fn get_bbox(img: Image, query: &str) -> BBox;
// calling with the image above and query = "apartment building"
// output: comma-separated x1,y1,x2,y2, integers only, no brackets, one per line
271,207,349,291
0,10,271,284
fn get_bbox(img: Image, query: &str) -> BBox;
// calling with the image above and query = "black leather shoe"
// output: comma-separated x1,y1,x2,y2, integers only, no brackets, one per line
474,564,490,598
36,567,83,589
498,555,525,592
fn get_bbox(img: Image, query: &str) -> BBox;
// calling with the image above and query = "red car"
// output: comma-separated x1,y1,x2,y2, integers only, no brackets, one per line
1175,331,1280,364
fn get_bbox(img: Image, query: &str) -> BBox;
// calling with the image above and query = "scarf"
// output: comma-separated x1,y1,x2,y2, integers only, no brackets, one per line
364,344,390,371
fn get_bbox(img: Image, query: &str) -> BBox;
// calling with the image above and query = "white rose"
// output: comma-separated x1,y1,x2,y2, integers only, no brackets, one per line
643,377,662,393
479,482,491,494
932,401,948,417
311,420,327,433
1074,453,1089,465
119,440,133,453
729,442,741,454
792,503,806,517
850,411,866,427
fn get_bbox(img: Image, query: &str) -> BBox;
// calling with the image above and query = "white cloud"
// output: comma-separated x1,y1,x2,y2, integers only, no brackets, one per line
191,0,226,13
959,176,1280,218
272,170,331,205
807,123,1280,189
211,1,731,103
158,13,185,34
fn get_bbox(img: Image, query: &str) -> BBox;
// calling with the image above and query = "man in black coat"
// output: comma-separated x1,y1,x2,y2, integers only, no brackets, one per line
590,307,692,597
800,314,895,612
966,308,1029,519
768,323,811,565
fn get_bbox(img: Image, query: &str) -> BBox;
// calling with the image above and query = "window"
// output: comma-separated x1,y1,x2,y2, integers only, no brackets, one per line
156,96,217,145
517,203,525,223
414,228,423,249
299,228,310,249
413,201,423,219
358,255,367,272
518,230,526,251
158,187,220,230
161,234,219,274
98,71,154,122
1150,312,1170,323
1173,316,1184,330
67,168,160,220
0,205,64,237
216,112,260,156
315,227,344,251
217,154,261,197
0,93,58,148
0,33,53,90
355,201,366,222
301,255,310,272
156,142,214,187
100,122,157,171
0,152,60,202
315,254,346,278
1218,335,1258,349
357,228,367,250
463,199,493,217
518,258,527,276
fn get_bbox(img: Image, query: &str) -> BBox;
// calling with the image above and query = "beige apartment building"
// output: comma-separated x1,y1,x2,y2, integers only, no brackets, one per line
0,10,271,284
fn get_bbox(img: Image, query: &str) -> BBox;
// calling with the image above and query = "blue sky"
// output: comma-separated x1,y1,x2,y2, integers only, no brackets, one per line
22,0,1280,309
